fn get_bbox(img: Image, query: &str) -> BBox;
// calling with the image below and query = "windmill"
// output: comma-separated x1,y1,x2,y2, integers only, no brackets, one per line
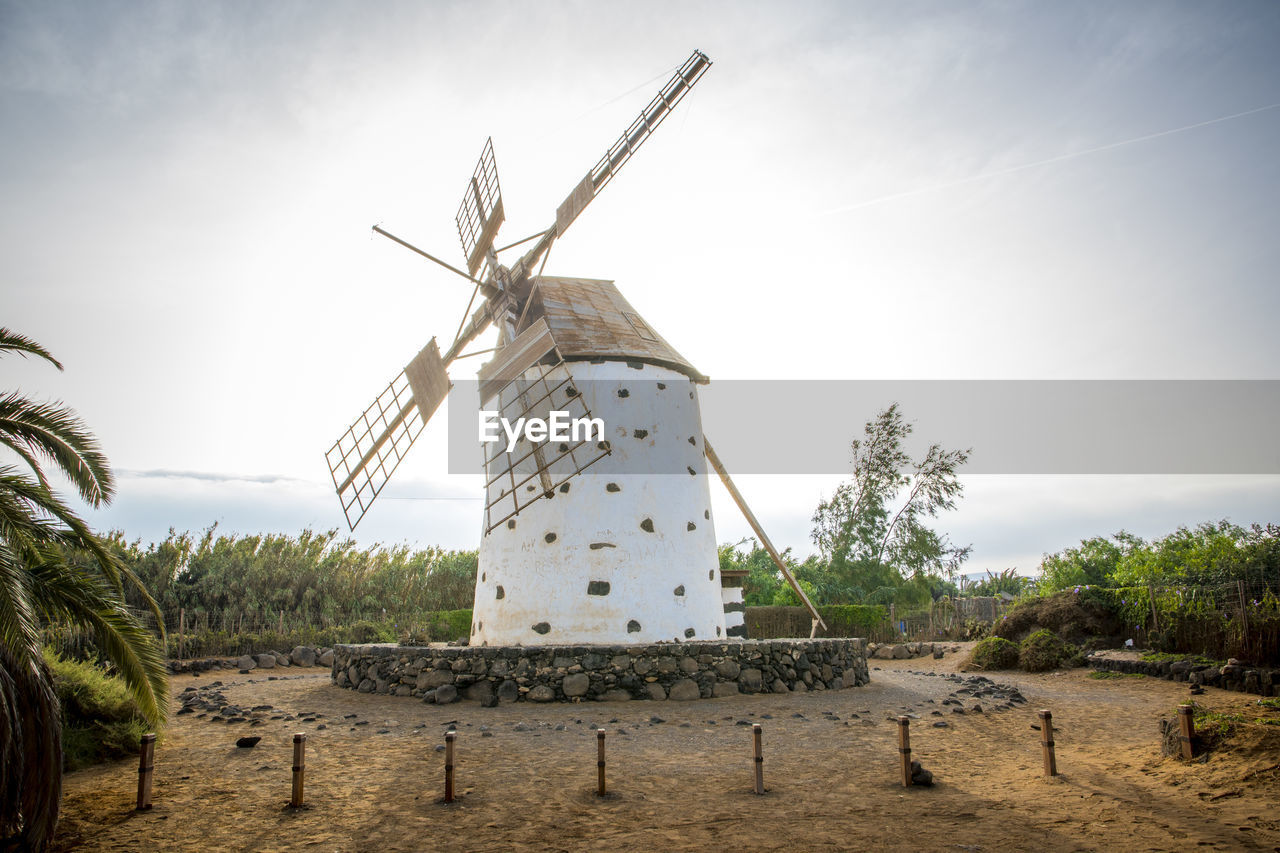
326,50,825,645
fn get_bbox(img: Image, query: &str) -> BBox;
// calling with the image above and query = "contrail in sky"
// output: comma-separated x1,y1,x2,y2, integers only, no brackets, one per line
826,101,1280,215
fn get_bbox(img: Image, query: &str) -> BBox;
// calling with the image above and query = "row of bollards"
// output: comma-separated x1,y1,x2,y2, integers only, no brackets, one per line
135,705,1094,810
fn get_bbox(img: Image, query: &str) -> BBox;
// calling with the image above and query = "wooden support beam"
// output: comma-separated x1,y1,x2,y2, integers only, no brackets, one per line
704,437,826,632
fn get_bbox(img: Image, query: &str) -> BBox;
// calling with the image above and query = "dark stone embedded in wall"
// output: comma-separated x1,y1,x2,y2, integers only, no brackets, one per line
507,519,516,529
657,382,666,390
727,625,748,638
708,570,715,580
587,581,611,596
597,440,611,452
688,436,696,445
627,361,644,370
687,466,696,476
495,585,505,599
532,622,551,635
704,510,709,520
633,429,649,439
606,482,621,493
589,542,616,550
544,532,558,544
687,522,696,531
684,628,696,638
558,443,569,453
627,619,642,633
673,585,685,596
332,637,870,703
640,518,654,533
559,483,570,493
617,388,630,398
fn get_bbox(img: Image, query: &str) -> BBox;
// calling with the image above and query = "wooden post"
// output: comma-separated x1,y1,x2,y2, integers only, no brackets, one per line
178,608,185,661
1238,580,1250,655
596,729,607,797
752,724,764,795
135,733,156,810
290,733,306,807
444,731,456,803
1038,710,1057,776
897,716,912,787
1178,704,1196,760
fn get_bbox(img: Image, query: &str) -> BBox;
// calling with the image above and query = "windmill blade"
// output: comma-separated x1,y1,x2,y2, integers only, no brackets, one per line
326,340,450,530
456,137,505,278
555,49,711,238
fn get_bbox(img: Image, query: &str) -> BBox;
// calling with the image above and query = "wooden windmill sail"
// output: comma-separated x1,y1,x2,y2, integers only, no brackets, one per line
325,49,826,639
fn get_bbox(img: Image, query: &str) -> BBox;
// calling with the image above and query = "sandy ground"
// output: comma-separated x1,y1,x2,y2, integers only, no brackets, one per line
54,645,1280,853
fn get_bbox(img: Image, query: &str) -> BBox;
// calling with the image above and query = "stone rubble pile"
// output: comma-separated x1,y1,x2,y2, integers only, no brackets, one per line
866,642,960,661
167,646,335,674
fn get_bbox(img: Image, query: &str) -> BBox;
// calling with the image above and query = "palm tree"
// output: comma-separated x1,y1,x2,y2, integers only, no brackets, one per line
0,328,167,851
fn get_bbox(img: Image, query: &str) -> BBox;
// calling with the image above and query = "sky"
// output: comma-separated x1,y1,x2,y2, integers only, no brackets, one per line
2,0,1278,575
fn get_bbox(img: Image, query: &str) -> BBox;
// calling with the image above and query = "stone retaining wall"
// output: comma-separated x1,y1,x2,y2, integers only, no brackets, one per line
1088,654,1278,696
332,638,868,704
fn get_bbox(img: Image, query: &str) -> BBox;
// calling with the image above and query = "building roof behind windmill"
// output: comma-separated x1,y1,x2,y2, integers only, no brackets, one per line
523,276,707,383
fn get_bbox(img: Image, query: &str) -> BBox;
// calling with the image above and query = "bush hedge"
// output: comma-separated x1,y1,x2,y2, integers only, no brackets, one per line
970,636,1020,670
1018,629,1082,672
45,649,152,770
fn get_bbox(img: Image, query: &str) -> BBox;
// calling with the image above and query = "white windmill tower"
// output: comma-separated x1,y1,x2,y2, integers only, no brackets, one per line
326,51,824,646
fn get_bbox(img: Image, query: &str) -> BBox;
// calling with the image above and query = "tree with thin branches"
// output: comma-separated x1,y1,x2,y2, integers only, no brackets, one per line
0,327,167,851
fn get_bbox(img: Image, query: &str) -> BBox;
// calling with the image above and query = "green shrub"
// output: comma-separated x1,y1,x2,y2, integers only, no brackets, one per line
44,649,153,770
969,636,1020,670
349,619,396,644
1018,629,1081,672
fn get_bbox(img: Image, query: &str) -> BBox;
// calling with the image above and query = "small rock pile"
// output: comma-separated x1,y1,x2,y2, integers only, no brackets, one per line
867,642,959,661
168,646,335,675
1088,653,1278,697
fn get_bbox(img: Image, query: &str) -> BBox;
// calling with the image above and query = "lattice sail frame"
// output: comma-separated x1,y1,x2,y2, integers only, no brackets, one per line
326,372,424,529
482,355,611,533
456,137,505,278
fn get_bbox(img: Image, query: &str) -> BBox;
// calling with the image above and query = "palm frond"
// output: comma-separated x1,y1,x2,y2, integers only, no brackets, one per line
0,328,63,371
27,558,168,726
0,392,114,507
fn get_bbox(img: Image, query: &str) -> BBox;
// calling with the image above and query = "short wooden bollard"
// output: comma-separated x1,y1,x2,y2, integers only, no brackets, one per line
136,733,156,810
444,732,456,803
1038,710,1057,776
752,724,764,795
897,716,912,787
1178,704,1196,760
290,733,306,807
596,729,607,797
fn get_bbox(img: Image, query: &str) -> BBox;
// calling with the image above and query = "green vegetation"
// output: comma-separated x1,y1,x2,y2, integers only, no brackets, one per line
105,527,478,620
1018,629,1082,672
1139,651,1222,667
970,636,1020,670
1,328,167,852
45,650,151,770
1029,521,1279,663
1087,670,1145,679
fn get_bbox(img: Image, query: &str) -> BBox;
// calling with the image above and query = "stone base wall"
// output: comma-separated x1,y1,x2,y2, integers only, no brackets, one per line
332,638,868,704
1088,654,1278,696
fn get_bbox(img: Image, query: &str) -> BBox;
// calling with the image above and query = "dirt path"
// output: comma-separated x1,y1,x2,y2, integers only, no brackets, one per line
54,649,1280,852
